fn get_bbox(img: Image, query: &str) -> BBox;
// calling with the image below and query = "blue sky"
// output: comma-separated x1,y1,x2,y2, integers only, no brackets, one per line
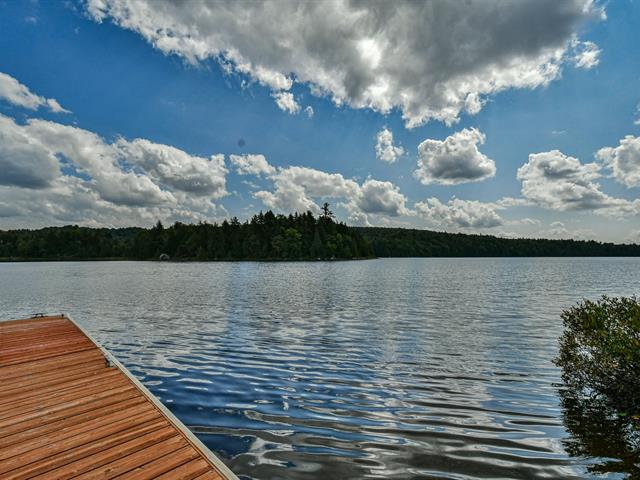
0,0,639,242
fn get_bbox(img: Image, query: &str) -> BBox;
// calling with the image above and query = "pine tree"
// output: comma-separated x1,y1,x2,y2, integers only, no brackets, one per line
320,202,334,219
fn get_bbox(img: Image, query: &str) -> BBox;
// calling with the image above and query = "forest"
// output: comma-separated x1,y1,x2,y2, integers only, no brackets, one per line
0,209,373,261
1,210,639,261
357,227,640,257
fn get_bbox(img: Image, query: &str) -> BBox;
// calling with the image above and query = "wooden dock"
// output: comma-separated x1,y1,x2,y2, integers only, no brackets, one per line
0,315,238,480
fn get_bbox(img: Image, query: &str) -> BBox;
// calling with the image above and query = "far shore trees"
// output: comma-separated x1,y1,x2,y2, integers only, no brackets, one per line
2,211,640,260
0,208,373,261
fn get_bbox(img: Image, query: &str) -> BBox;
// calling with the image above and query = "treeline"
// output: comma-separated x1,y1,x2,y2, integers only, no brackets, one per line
0,211,373,260
0,227,140,259
1,216,639,261
356,227,640,257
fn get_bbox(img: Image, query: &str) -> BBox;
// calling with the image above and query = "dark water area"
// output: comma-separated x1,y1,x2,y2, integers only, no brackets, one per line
1,258,638,479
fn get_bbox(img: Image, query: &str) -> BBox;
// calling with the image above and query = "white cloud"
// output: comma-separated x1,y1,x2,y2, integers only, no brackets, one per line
23,119,174,207
0,112,230,228
516,217,542,226
546,221,570,238
572,39,601,69
494,197,534,208
464,93,485,116
230,154,276,177
375,127,405,163
0,176,226,229
0,114,61,188
115,139,228,197
254,165,359,214
0,72,70,113
517,149,639,215
538,221,596,240
356,179,410,217
272,91,300,114
304,106,314,118
596,135,640,188
414,128,496,185
251,163,409,224
625,230,640,244
415,197,504,229
85,0,604,127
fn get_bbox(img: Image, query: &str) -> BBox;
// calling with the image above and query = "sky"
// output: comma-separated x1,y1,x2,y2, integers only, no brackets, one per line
0,0,639,243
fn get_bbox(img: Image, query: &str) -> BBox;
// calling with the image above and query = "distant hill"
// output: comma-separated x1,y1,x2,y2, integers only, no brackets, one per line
356,227,640,257
1,214,639,261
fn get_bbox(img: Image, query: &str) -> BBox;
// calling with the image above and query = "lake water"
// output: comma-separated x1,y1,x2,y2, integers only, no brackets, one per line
1,258,638,479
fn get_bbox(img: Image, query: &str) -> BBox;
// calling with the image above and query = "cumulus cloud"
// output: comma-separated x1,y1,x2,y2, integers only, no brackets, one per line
538,221,596,240
464,93,485,116
375,127,405,163
517,149,639,215
0,72,70,113
356,179,409,217
254,166,359,214
0,112,229,227
115,139,227,196
0,175,226,229
0,114,61,188
546,221,570,238
415,197,504,229
251,162,409,224
625,230,640,244
22,119,174,207
304,106,314,118
272,91,301,114
230,154,276,177
415,128,496,185
596,135,640,188
85,0,603,127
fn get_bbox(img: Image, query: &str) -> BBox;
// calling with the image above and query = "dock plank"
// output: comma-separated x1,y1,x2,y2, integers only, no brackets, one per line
0,396,147,449
0,315,235,480
72,435,188,479
118,446,201,480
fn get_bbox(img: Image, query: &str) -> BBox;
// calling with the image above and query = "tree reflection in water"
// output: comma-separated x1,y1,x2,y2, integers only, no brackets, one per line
560,388,640,477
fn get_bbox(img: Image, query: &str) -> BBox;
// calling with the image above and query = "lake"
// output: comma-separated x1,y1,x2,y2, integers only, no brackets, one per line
1,258,638,479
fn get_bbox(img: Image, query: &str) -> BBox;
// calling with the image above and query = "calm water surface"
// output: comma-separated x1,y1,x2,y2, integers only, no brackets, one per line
1,258,638,479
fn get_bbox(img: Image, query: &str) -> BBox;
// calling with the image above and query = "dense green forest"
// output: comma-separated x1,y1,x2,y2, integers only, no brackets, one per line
0,209,373,260
357,227,640,257
1,211,639,261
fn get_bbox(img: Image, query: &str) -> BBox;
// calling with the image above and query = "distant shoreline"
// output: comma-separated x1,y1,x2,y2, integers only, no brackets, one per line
1,213,639,261
0,256,376,262
2,255,640,263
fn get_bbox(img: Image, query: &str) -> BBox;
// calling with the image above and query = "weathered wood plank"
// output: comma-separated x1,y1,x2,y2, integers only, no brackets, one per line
0,371,128,416
72,435,188,479
0,410,161,474
154,458,212,480
0,315,235,480
0,402,156,461
26,426,177,480
3,420,169,480
0,349,106,381
116,446,200,480
0,395,146,449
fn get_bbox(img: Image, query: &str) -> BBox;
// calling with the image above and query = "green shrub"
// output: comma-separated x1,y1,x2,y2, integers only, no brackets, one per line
555,295,640,414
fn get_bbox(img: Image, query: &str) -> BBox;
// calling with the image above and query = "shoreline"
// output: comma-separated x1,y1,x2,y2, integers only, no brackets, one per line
2,255,640,263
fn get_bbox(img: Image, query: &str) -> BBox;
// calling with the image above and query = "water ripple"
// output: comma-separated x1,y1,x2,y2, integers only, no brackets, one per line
1,258,639,479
